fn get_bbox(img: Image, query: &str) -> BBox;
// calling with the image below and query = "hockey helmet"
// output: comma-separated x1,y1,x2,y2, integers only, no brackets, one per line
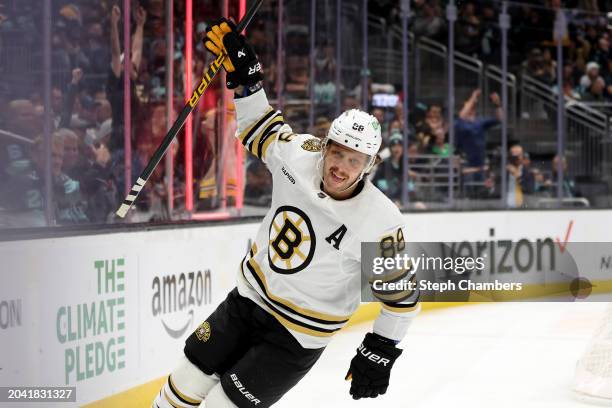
326,109,382,157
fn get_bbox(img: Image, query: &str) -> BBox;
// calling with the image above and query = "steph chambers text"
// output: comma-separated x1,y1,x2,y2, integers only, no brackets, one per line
372,279,523,292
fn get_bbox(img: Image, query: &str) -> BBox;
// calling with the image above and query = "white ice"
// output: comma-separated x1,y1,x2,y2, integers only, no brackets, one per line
280,301,610,408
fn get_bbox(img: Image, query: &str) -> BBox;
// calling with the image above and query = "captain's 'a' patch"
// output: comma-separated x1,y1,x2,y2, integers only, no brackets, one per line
301,138,322,152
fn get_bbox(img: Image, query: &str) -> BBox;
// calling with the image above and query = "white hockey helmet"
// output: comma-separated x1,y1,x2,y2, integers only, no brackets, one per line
326,109,382,157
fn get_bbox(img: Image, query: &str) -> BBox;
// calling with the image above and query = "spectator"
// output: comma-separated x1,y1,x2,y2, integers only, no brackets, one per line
523,152,545,191
341,95,360,112
82,22,109,91
455,90,502,194
480,4,500,62
503,144,536,208
604,57,612,96
58,127,116,223
1,100,42,181
54,68,84,129
541,155,579,198
553,62,581,99
412,0,445,39
389,119,402,135
415,102,446,151
568,28,591,74
456,2,481,56
244,159,272,207
370,107,387,140
0,137,46,228
590,36,610,71
285,55,309,97
541,48,557,83
456,90,501,164
195,108,219,210
584,24,600,49
428,127,450,157
106,4,146,153
373,132,419,205
579,61,600,91
523,48,555,84
0,131,88,226
314,43,336,82
5,99,41,140
60,128,80,176
313,117,331,140
582,76,608,106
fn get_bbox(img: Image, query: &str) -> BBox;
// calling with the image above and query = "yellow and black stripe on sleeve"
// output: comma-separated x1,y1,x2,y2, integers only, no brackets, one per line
380,282,420,314
381,299,420,314
237,107,285,161
370,269,417,304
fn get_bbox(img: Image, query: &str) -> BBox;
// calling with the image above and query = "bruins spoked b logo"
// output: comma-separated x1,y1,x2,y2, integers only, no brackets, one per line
195,321,211,342
268,206,316,274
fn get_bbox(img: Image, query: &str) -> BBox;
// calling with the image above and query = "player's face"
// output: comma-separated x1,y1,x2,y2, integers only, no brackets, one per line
323,142,369,199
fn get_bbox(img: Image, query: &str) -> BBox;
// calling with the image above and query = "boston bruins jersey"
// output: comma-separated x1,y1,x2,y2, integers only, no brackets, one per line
233,89,419,349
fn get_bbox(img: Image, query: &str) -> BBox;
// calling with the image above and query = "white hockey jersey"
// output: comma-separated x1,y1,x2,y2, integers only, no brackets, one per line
234,89,419,349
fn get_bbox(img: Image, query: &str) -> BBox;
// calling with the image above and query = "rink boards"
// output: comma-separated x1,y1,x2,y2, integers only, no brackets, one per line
0,209,610,406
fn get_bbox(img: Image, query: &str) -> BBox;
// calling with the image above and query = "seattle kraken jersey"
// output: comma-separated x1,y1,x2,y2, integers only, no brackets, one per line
233,90,419,349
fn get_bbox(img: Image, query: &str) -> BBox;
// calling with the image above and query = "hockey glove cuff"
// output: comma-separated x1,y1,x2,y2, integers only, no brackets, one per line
345,332,402,400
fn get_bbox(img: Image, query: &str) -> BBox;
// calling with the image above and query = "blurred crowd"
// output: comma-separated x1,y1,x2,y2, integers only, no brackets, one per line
368,88,579,209
0,0,609,228
0,0,246,227
363,0,609,208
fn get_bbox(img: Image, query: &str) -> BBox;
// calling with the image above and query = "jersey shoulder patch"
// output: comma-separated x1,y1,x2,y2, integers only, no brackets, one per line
301,137,322,152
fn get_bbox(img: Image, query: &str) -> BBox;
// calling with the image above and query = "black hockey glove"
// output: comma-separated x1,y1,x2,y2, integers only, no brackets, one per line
203,18,263,89
345,332,402,400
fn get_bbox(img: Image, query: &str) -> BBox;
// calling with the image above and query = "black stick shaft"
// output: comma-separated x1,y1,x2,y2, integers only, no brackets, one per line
116,0,263,218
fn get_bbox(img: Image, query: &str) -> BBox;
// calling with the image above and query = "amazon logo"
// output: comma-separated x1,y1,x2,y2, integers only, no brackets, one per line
151,270,212,339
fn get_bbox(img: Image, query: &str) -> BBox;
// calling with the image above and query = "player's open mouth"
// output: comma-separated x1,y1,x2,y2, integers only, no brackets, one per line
330,170,346,184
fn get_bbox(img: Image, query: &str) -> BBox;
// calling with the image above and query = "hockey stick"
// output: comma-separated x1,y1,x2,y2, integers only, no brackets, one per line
115,0,264,218
0,129,35,145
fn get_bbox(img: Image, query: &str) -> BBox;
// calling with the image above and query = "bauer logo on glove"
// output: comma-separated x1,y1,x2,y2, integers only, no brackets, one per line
345,332,403,400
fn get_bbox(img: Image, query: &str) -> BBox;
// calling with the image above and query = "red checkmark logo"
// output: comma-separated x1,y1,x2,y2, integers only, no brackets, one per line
556,220,574,253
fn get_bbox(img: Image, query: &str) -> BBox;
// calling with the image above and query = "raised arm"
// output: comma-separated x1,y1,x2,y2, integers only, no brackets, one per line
458,89,480,119
59,68,83,128
490,92,504,122
204,18,295,166
110,5,121,78
131,6,147,73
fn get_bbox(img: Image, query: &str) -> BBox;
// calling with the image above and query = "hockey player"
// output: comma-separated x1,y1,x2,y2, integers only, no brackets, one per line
153,19,419,408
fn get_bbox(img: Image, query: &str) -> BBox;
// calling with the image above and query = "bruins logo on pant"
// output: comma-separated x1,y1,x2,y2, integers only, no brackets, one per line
195,321,211,342
268,205,316,274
